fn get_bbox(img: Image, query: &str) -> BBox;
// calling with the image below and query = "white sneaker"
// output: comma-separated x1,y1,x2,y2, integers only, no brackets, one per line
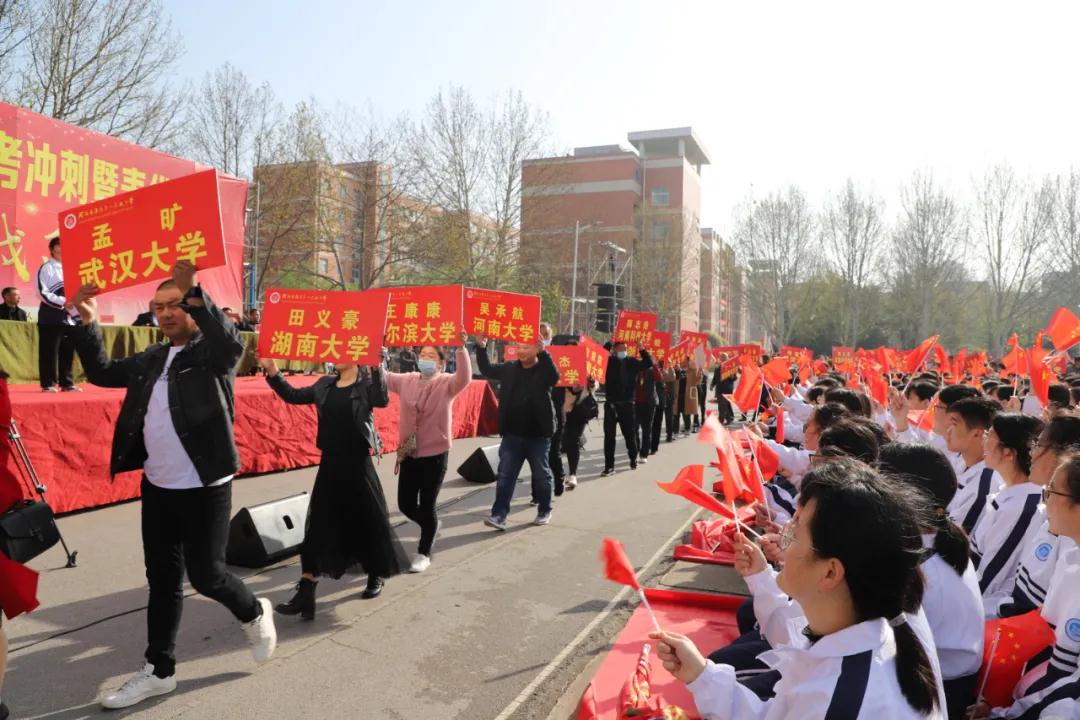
101,663,177,709
241,598,277,663
409,554,431,573
639,457,649,465
484,516,508,531
566,475,578,490
533,511,552,526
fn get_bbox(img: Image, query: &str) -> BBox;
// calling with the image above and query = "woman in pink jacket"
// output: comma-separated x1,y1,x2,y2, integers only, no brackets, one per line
387,333,472,573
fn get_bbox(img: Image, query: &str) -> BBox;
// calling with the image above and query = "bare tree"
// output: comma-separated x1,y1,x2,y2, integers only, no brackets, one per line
0,0,28,89
820,179,885,347
887,172,969,343
732,186,817,346
974,164,1054,349
18,0,184,148
1047,169,1080,309
184,62,256,178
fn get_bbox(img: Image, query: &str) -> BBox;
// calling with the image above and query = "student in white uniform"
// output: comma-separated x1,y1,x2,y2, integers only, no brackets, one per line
945,397,1005,533
998,413,1080,618
970,451,1080,719
892,385,977,475
970,413,1045,617
879,443,984,718
652,459,947,719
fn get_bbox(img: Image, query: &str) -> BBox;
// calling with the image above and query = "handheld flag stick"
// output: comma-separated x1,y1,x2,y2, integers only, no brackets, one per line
972,626,1002,714
744,437,774,524
638,589,662,633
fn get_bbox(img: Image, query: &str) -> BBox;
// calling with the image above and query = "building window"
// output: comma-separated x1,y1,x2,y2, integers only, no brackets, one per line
318,257,329,274
651,187,669,206
652,221,668,241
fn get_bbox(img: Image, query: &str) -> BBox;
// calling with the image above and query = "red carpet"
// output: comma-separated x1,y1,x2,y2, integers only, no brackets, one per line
4,376,499,513
577,589,743,720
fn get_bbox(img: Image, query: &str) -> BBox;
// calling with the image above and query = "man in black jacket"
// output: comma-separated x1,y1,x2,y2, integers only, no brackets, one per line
0,287,27,321
602,340,652,475
475,334,560,530
69,261,277,710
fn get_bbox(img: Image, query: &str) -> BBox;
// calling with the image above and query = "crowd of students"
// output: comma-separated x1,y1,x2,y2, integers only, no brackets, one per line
649,354,1080,719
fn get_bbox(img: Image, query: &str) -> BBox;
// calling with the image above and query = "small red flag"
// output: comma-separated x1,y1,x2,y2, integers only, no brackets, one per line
914,395,938,433
933,344,949,370
866,372,889,407
761,356,791,387
1046,307,1080,352
875,347,892,374
903,335,939,374
1028,348,1053,407
979,611,1056,707
952,348,968,378
600,537,641,591
657,466,736,519
732,363,763,413
1003,344,1028,377
775,405,785,444
739,428,780,480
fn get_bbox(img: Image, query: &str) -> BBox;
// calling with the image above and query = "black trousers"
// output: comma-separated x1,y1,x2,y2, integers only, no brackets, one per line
398,452,448,557
603,401,638,469
562,422,586,475
141,479,259,678
635,403,655,458
651,403,666,452
549,419,565,494
37,323,74,389
664,402,677,441
944,673,979,719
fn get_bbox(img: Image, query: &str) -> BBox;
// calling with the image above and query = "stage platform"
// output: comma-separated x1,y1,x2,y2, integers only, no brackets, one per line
4,375,499,513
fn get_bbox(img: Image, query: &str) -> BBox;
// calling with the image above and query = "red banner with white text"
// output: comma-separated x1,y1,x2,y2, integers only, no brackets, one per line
463,287,541,344
257,288,388,366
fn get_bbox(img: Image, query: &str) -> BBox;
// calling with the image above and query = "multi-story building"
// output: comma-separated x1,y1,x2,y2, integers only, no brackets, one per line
520,127,712,335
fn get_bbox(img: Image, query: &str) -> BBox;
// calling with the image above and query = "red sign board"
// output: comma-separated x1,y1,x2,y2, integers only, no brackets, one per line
463,287,541,344
613,310,658,344
375,284,463,347
550,345,587,387
258,288,388,366
679,330,710,348
580,334,609,384
59,169,226,297
644,330,672,362
832,346,855,366
667,340,693,367
0,103,244,324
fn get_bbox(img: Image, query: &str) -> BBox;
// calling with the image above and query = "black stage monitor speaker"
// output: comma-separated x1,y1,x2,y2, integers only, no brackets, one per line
457,444,501,484
226,492,310,568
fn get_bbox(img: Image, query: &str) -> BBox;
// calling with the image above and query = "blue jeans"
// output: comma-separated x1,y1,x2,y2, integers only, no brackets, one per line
490,434,553,520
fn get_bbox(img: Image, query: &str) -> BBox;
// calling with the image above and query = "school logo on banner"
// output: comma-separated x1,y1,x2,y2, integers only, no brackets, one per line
1035,543,1053,561
1066,619,1080,643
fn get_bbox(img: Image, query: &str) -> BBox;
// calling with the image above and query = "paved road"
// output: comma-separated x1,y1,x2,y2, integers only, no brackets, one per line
9,423,710,720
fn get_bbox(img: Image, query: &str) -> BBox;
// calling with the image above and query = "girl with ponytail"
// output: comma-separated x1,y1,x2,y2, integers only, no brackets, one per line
650,459,946,718
879,443,984,718
971,413,1045,616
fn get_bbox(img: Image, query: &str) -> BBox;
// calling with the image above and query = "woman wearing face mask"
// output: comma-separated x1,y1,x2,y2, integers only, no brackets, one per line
651,459,947,718
259,356,408,619
969,447,1080,719
386,335,472,573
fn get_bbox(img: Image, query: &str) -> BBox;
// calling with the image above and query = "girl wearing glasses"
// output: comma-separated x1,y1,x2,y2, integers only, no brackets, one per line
651,459,947,718
970,413,1045,617
969,450,1080,719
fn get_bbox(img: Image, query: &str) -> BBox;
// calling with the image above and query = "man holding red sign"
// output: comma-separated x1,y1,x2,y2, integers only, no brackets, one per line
69,262,277,710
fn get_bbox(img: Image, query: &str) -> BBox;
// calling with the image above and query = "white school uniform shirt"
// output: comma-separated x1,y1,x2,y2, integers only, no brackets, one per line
142,346,232,490
1001,521,1075,616
687,607,947,718
995,546,1080,718
918,534,984,679
1021,394,1044,419
970,482,1045,617
781,413,804,444
764,439,811,483
782,395,814,423
948,460,1003,533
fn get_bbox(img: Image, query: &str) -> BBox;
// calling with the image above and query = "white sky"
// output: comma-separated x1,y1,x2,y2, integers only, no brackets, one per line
172,0,1080,237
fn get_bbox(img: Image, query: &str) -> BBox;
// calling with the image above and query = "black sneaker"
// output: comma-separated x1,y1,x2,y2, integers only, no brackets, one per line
600,467,615,477
630,462,638,470
362,577,384,599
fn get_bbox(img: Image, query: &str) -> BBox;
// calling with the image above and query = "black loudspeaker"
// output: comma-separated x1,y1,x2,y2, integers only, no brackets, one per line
226,492,310,568
457,444,501,484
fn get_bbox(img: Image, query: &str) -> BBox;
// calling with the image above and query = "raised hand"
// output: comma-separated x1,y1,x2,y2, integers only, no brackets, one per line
71,283,100,325
173,260,197,294
733,531,767,577
258,357,279,377
648,630,707,685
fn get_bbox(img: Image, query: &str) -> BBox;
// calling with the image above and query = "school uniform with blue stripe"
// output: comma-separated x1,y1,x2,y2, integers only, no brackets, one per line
948,461,1003,534
970,482,1044,617
998,521,1074,618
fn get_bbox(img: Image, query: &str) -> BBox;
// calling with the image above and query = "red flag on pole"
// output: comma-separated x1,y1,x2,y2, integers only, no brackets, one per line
903,335,939,374
761,356,791,387
1046,306,1080,352
657,466,736,519
600,537,641,591
739,428,780,480
1028,348,1053,407
732,363,763,414
978,611,1056,707
933,344,949,370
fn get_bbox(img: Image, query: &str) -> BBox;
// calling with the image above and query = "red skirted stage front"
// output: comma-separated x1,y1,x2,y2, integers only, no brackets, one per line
4,376,499,513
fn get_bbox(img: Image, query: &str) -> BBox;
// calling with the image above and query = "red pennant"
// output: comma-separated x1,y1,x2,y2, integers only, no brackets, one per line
903,335,939,374
1046,307,1080,352
979,611,1056,707
732,363,763,413
600,537,641,591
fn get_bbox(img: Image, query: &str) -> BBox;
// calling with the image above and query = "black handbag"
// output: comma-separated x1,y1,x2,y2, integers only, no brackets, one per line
0,498,60,563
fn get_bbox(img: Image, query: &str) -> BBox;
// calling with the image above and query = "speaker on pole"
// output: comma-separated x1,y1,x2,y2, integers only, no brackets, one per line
457,444,501,484
226,492,310,568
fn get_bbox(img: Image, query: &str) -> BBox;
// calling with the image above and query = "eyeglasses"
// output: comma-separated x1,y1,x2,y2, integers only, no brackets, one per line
1042,484,1074,503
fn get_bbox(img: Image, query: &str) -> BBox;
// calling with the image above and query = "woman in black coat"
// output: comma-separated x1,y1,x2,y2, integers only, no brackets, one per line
259,358,408,619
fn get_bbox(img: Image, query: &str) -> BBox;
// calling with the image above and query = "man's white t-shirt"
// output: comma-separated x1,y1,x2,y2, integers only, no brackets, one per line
142,345,231,490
